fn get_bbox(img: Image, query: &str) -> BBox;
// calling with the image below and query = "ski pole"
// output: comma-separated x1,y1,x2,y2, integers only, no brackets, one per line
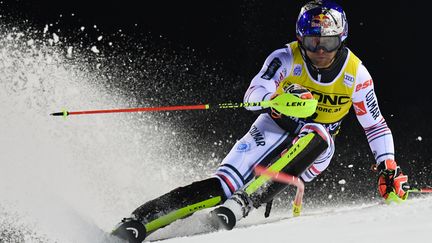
408,187,432,193
254,165,304,217
50,93,318,118
385,187,432,204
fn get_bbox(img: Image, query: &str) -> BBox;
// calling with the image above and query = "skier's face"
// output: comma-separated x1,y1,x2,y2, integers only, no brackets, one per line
305,49,338,69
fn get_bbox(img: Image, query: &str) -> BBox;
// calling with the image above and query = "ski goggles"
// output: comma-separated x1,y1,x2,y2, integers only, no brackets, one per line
302,36,341,52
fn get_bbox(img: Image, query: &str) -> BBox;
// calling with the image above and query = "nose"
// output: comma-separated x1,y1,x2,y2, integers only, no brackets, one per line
315,48,326,54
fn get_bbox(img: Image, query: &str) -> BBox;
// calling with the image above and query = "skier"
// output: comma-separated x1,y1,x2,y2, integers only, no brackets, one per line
112,1,410,242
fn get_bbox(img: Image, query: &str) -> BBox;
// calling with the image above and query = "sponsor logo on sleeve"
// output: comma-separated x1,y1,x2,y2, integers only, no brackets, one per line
236,142,251,152
274,71,285,89
353,101,367,116
261,58,282,80
249,125,265,146
343,73,354,88
365,89,380,119
293,64,302,76
274,80,281,89
355,79,373,92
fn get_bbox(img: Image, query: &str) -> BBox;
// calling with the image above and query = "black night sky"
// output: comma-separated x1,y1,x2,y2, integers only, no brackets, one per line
1,0,431,200
4,1,430,104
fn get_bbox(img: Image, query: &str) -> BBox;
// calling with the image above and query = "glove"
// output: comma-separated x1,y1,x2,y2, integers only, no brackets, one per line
270,83,313,119
375,159,410,200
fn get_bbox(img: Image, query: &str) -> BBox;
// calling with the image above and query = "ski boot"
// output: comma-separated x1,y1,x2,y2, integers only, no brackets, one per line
209,190,252,230
111,217,147,243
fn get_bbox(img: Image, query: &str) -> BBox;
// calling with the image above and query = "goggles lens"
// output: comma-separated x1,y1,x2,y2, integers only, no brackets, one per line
303,36,341,52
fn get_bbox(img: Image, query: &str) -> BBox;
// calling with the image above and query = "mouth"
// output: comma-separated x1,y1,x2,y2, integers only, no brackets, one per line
314,55,328,61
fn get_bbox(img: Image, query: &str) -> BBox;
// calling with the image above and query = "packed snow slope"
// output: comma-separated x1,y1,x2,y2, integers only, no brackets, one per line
149,196,432,243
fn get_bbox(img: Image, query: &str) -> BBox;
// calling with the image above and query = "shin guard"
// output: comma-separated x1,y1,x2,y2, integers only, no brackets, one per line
132,177,226,234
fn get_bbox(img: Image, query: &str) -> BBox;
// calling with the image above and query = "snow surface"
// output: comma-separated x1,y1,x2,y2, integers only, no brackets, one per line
1,19,431,243
155,197,432,243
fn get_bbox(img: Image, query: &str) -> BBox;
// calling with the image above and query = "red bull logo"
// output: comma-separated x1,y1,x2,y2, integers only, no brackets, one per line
311,14,332,28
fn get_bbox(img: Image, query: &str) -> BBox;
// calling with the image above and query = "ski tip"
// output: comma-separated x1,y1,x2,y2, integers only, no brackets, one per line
209,206,236,231
111,218,147,243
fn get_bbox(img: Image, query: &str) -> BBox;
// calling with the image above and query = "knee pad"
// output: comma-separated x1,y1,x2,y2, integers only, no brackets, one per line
249,128,329,206
295,123,333,148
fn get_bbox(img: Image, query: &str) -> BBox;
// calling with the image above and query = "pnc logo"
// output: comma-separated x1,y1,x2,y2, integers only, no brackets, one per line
311,91,350,105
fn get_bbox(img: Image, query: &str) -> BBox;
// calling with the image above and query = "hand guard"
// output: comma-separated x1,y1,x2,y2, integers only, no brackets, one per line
375,159,410,200
270,83,313,119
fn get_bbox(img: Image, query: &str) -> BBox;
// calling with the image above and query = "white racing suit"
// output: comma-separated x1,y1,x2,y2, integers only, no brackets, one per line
214,41,395,198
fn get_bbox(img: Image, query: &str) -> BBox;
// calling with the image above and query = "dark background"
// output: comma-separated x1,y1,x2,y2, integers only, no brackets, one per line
4,0,430,107
2,0,430,203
